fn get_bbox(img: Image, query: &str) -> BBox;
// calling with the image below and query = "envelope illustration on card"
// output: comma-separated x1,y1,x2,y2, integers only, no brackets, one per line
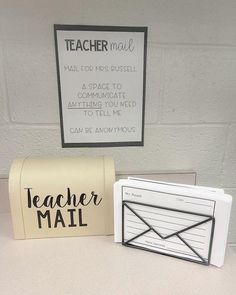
122,200,215,265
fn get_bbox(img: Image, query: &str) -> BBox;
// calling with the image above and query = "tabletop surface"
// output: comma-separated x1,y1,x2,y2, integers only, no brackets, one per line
0,213,236,295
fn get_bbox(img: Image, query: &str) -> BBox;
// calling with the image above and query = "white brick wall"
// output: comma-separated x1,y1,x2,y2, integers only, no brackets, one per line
0,0,236,243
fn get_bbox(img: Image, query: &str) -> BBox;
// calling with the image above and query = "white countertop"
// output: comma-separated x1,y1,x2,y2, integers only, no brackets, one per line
0,213,236,295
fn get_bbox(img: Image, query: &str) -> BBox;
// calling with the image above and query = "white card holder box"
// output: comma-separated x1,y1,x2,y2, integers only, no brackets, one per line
9,157,115,239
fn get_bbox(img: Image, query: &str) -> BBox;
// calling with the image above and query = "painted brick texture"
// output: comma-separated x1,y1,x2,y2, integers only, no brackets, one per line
0,0,235,242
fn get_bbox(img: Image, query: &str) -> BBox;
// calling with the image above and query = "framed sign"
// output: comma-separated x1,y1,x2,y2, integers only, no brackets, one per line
54,25,147,147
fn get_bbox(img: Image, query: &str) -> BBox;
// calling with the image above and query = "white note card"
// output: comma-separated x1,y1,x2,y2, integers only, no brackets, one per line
114,178,232,267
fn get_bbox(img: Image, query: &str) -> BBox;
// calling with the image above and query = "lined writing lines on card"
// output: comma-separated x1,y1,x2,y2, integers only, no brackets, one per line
123,202,213,262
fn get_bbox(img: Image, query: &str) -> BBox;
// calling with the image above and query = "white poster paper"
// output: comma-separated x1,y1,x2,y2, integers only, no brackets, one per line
54,25,147,147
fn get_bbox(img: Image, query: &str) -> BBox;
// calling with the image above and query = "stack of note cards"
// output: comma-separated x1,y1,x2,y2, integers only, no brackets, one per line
114,178,232,267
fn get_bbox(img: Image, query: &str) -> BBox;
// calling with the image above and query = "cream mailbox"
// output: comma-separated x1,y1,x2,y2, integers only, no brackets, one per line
9,157,115,239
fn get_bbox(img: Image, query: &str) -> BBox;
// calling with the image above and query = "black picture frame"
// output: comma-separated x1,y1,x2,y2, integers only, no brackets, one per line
54,24,148,148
